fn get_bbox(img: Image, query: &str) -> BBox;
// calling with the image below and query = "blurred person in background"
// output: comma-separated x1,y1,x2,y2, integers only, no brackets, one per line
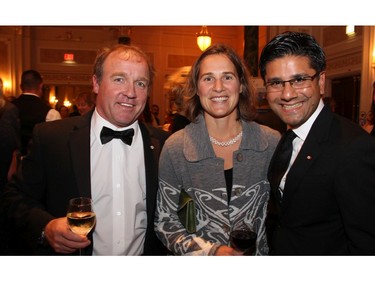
151,104,160,126
74,91,96,116
0,77,20,254
69,104,80,117
0,77,20,189
58,105,70,119
364,81,375,137
139,98,158,127
164,66,191,133
12,70,61,156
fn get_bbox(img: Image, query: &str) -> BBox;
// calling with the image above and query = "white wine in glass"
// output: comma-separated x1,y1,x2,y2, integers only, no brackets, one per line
67,197,96,255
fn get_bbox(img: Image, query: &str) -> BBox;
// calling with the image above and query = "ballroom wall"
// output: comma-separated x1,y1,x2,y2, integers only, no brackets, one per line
0,26,244,122
0,26,373,123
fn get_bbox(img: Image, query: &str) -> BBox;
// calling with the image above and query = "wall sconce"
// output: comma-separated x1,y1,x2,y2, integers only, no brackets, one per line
63,99,72,107
346,25,355,36
2,80,11,95
196,26,212,51
49,96,58,106
372,49,375,68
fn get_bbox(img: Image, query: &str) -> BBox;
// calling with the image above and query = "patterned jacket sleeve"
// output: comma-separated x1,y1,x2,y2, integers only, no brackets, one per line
154,143,219,255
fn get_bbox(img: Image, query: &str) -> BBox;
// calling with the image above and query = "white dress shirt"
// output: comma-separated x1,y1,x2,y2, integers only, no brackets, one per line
90,109,147,255
279,99,324,196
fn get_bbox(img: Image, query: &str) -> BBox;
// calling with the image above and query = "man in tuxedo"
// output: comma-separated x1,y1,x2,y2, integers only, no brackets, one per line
2,44,170,255
259,31,375,255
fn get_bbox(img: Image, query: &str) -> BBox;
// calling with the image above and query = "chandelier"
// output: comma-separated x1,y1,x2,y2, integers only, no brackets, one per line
196,26,212,51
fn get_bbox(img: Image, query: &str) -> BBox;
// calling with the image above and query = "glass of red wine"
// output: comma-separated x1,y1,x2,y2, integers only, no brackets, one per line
229,223,257,255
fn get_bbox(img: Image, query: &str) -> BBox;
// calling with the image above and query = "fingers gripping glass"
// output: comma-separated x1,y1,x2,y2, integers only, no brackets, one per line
265,72,320,92
67,197,96,255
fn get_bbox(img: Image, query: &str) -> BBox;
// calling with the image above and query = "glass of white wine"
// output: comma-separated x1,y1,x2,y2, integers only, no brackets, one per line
66,197,96,255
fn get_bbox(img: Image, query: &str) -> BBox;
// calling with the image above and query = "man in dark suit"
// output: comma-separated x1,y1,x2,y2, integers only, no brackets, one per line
259,31,375,255
2,44,170,255
0,78,20,255
12,69,61,156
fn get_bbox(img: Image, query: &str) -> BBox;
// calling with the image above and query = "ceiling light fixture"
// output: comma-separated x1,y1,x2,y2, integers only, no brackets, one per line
196,26,212,51
346,25,355,36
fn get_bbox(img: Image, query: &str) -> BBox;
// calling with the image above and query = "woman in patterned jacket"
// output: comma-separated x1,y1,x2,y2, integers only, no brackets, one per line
154,44,280,255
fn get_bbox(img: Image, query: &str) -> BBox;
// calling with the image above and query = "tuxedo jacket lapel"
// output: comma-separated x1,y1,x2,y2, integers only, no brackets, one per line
139,122,160,219
69,113,92,198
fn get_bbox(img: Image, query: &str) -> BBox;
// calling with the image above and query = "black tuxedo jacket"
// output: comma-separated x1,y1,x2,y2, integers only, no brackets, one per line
3,110,170,255
268,105,375,255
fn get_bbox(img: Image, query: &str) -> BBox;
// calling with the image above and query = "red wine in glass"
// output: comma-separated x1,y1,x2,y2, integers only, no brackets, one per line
230,228,257,255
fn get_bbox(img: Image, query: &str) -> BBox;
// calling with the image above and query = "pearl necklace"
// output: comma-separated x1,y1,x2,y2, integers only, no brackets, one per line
209,131,243,147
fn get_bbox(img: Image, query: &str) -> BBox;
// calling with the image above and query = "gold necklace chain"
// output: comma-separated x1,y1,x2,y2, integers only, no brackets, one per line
209,131,243,147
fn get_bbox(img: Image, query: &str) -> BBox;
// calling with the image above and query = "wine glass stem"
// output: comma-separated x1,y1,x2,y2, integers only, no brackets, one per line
79,248,83,256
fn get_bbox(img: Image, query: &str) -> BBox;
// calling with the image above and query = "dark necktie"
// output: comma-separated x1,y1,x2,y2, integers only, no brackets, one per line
100,126,134,145
268,129,297,191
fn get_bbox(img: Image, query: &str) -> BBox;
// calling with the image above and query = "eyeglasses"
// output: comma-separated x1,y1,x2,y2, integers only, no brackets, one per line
265,72,320,92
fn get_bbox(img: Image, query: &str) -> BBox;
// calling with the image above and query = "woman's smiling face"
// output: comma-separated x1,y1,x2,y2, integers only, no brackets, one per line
197,54,242,120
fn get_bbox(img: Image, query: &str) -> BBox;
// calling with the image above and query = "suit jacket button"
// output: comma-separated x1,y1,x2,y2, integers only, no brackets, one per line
236,153,243,162
222,224,230,233
235,188,242,196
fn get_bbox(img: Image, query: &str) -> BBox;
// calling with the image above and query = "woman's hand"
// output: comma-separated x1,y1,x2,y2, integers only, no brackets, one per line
214,245,243,256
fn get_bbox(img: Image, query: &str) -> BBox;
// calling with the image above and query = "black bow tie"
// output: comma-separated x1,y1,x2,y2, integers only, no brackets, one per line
100,126,134,145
